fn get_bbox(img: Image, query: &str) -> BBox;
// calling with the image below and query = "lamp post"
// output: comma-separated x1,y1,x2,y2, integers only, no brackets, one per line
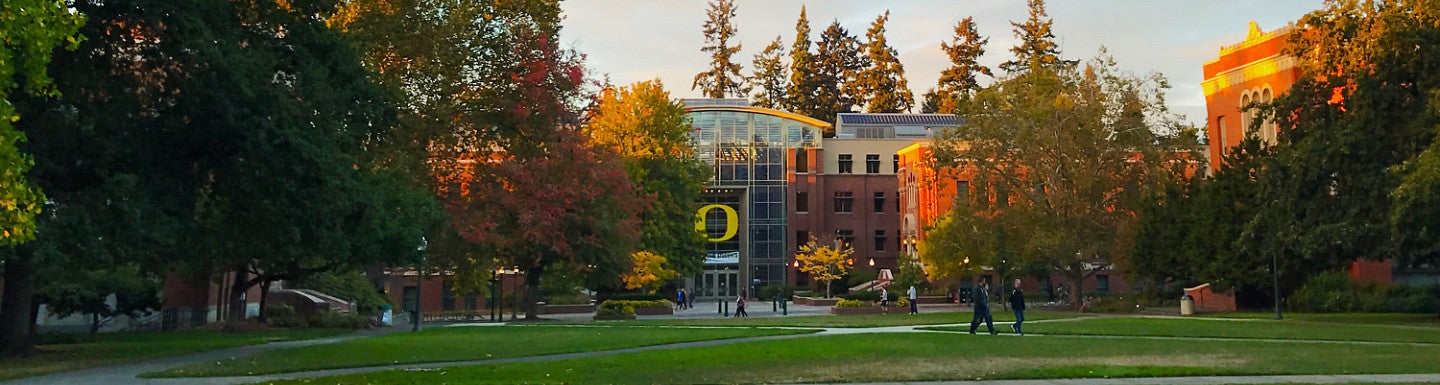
1273,253,1282,320
413,236,428,332
509,267,521,321
490,267,502,322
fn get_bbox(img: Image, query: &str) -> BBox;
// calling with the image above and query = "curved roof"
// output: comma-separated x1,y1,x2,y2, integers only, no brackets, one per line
683,105,833,129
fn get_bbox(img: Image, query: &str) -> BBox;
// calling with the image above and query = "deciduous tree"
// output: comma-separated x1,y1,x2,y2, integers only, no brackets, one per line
622,251,679,293
795,236,853,298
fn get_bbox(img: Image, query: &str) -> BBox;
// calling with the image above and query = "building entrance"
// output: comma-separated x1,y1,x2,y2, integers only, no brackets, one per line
699,269,738,299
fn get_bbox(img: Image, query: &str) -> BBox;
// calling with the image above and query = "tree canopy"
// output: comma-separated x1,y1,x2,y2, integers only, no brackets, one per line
856,11,914,113
925,17,992,114
692,0,747,99
999,0,1068,74
749,36,789,110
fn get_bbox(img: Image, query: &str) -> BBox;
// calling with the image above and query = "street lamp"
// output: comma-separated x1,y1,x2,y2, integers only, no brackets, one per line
509,267,521,320
490,267,503,322
413,236,428,332
1273,253,1282,320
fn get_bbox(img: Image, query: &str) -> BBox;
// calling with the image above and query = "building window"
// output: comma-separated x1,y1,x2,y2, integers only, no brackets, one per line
956,180,970,204
895,190,900,213
795,148,809,173
442,280,456,311
1097,275,1110,294
796,231,809,249
866,154,880,174
1218,115,1227,157
874,230,886,252
834,191,853,213
838,154,853,174
873,191,885,213
896,229,903,251
402,286,418,312
796,191,809,213
893,154,900,173
836,229,854,249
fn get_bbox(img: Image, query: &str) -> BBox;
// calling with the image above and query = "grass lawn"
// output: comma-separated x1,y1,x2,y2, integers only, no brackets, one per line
921,316,1440,343
151,325,817,377
249,332,1440,385
581,309,1078,328
1200,312,1440,326
0,328,350,381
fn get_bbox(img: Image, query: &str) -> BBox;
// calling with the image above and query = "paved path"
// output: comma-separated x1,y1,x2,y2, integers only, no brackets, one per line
5,309,1438,385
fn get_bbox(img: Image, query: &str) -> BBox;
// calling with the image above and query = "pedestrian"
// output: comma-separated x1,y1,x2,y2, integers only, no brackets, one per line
735,291,748,317
908,284,918,314
685,288,694,309
880,287,889,313
677,287,686,311
1009,279,1026,335
969,281,996,335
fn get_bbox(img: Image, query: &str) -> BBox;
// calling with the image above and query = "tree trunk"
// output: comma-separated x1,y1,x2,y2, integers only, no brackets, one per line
0,247,38,355
226,266,249,327
90,313,101,334
257,280,271,323
523,266,543,320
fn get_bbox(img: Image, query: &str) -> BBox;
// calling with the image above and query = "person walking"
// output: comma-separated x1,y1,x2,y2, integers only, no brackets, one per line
908,284,919,314
735,291,748,317
676,287,686,311
685,288,694,309
880,287,889,313
1009,279,1026,335
969,281,996,334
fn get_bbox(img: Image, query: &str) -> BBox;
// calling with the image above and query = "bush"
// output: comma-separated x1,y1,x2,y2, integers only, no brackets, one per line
600,292,665,302
1289,270,1440,313
264,304,305,328
308,311,369,329
543,292,593,305
598,299,670,309
841,290,896,302
596,301,636,316
896,298,909,308
834,299,865,308
758,284,794,301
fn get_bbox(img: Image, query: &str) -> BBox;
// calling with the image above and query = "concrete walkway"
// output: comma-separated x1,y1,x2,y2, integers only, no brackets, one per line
5,309,1437,385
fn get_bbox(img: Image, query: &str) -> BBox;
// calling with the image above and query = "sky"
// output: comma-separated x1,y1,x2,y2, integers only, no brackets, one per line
558,1,1323,128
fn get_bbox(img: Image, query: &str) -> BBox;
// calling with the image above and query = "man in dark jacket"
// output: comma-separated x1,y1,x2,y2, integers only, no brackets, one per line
969,281,995,334
1009,279,1026,335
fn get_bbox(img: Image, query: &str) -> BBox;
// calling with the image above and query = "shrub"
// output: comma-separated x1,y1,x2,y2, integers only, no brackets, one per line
842,290,897,302
600,292,666,302
264,304,305,328
834,299,865,308
599,299,670,309
596,301,636,316
543,292,593,305
896,298,910,308
291,271,391,316
758,284,795,301
1289,270,1440,313
308,311,369,329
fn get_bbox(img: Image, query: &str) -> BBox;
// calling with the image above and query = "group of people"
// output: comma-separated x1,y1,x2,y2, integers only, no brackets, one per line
674,288,694,310
969,278,1026,335
879,285,922,314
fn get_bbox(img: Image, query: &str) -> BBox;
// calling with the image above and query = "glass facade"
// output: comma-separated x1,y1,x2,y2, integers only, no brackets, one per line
688,108,823,298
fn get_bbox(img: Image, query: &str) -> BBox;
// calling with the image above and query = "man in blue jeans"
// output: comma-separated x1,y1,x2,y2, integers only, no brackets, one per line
1009,278,1026,335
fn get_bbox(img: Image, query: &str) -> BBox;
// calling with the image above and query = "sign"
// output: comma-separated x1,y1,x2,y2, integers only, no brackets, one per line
695,204,738,243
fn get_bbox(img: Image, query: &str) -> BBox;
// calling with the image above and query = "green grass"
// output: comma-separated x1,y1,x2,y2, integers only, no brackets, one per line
1200,312,1440,326
249,332,1440,385
151,325,817,377
922,316,1440,343
0,328,350,381
575,309,1078,328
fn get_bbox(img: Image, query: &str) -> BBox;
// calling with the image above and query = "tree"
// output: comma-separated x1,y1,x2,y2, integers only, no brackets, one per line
785,6,820,118
998,0,1069,74
930,17,992,114
856,11,913,113
749,36,788,110
449,128,648,319
586,80,711,278
932,52,1199,306
0,0,83,354
795,236,854,298
622,251,679,293
692,0,747,99
811,20,868,127
1241,0,1440,295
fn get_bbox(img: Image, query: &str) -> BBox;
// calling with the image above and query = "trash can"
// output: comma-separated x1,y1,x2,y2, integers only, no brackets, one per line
379,304,393,326
1179,294,1194,316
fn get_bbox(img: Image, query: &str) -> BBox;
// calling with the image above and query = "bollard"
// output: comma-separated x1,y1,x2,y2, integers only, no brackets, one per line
724,299,730,317
717,297,723,314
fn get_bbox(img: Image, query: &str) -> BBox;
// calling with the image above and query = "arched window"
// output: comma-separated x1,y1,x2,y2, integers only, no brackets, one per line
1240,92,1253,137
1261,88,1275,144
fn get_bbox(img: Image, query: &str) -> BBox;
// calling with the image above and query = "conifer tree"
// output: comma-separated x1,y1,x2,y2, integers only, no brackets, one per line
785,6,820,116
857,11,914,113
692,0,747,98
931,17,992,114
812,20,867,126
750,36,788,109
999,0,1068,74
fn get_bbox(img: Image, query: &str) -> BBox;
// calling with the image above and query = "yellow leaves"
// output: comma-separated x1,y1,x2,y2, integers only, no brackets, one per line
622,250,679,292
1053,93,1075,109
794,238,853,284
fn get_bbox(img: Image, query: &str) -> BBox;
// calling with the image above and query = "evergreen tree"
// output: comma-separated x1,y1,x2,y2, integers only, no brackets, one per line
812,20,868,127
750,36,788,110
785,6,820,117
857,11,914,113
692,0,747,99
998,0,1068,74
933,17,992,114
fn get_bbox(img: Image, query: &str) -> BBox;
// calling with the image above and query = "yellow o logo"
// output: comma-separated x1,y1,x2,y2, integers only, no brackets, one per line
695,204,738,243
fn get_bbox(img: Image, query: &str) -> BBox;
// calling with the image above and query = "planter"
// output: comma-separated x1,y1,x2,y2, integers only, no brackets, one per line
830,306,886,315
633,306,673,316
792,296,840,307
538,302,597,315
592,314,636,321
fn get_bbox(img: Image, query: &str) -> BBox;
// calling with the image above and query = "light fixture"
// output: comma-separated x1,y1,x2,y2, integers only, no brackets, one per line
868,258,875,267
